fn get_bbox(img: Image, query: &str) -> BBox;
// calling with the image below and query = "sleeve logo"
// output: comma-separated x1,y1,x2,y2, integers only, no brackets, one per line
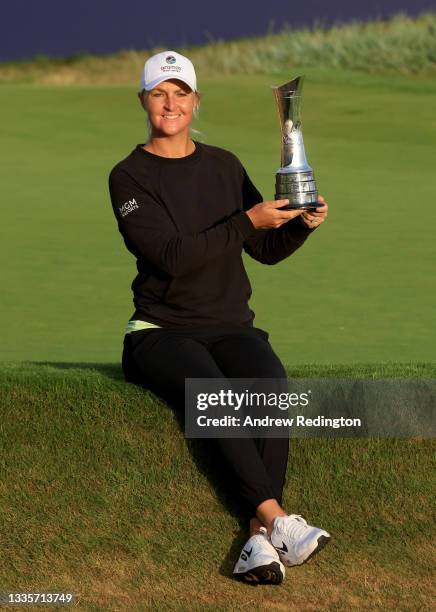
118,198,139,217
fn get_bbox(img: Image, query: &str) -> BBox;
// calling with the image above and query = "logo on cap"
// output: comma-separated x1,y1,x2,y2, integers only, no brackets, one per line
166,55,176,64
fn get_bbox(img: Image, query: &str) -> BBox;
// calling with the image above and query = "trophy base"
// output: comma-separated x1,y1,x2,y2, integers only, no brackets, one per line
277,203,319,211
275,169,318,211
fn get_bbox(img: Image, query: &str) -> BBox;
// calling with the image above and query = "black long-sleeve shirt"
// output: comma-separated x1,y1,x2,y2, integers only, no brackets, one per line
108,141,315,328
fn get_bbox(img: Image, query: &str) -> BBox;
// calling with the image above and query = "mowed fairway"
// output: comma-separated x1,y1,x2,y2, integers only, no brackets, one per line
1,69,435,364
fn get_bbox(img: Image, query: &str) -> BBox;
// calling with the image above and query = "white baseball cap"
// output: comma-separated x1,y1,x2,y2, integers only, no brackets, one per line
140,50,198,92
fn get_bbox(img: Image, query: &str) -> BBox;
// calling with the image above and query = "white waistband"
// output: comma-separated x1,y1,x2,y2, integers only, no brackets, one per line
125,319,161,334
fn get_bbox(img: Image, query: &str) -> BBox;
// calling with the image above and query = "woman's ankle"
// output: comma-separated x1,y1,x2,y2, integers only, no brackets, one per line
255,499,287,535
249,517,264,537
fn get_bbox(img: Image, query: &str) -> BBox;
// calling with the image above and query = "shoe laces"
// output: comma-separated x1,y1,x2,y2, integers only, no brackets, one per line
281,514,309,540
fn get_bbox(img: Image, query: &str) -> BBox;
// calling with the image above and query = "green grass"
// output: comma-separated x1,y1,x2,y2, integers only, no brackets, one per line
2,23,435,610
1,362,434,610
1,12,435,84
1,69,436,365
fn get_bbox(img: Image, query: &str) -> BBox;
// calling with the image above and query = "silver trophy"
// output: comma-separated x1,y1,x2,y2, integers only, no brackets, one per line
272,75,318,210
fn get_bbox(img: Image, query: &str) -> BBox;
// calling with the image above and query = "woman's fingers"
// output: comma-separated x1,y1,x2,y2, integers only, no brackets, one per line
301,197,328,227
247,197,327,230
305,199,328,222
278,209,304,221
304,211,326,222
270,200,304,220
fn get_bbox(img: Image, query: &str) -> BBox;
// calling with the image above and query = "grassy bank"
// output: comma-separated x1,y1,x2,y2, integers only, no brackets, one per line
1,12,435,85
0,362,435,609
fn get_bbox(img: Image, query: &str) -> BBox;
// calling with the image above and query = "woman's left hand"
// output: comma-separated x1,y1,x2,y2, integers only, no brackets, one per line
300,195,328,229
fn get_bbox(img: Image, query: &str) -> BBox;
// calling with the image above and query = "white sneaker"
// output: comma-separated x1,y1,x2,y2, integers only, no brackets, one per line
233,527,285,585
270,514,331,567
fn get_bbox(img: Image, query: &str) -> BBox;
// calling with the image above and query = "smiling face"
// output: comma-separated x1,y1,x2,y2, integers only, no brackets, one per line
139,79,199,138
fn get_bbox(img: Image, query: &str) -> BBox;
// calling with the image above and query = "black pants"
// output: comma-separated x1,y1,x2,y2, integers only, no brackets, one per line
122,324,289,516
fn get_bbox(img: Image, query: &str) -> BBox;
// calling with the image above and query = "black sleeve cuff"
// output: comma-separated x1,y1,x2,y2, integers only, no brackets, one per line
286,216,317,241
232,210,258,240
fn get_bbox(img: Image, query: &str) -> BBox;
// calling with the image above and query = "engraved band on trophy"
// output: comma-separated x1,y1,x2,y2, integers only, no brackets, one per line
272,75,318,210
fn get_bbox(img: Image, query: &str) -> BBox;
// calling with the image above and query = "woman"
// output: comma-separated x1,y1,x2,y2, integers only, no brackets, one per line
108,50,330,585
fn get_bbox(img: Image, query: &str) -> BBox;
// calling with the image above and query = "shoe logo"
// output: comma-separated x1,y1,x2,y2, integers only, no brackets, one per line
241,547,252,561
275,541,288,554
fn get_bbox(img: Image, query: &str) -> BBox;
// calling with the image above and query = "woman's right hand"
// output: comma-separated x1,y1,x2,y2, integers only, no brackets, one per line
245,199,303,230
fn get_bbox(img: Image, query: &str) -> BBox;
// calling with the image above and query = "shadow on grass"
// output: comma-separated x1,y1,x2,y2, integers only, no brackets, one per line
132,385,254,580
29,360,250,579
